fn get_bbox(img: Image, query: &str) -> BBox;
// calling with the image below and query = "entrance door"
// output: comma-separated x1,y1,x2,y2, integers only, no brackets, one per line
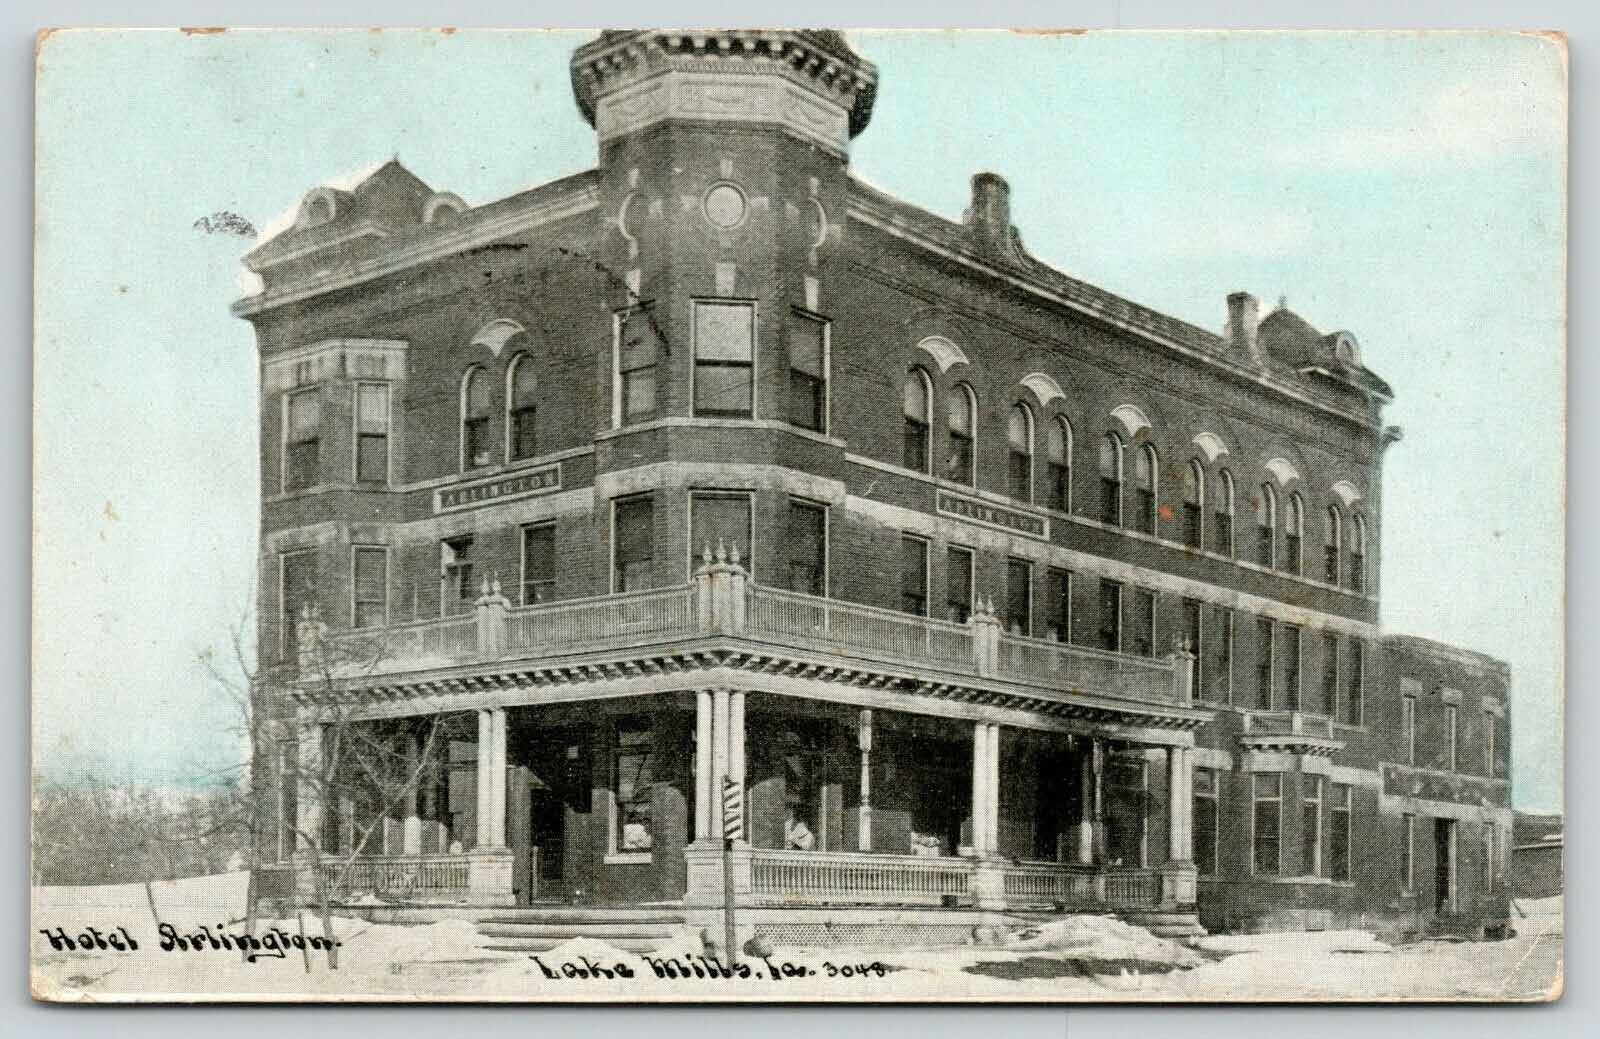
1434,818,1456,912
529,786,565,899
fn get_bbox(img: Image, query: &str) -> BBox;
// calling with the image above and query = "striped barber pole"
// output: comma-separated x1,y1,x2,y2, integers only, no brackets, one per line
721,776,744,842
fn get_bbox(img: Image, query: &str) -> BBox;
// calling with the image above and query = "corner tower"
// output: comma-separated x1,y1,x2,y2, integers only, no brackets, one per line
571,31,877,427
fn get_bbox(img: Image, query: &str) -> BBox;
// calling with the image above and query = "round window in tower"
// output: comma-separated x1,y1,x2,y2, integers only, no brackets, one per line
703,182,748,230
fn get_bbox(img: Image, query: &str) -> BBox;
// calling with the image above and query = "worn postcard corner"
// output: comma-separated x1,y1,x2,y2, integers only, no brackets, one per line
31,27,1564,1004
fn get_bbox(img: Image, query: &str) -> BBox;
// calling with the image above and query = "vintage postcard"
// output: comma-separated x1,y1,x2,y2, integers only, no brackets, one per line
31,28,1565,1002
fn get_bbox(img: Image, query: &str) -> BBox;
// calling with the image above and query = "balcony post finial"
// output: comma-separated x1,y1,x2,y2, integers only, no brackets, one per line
716,539,727,564
729,541,741,568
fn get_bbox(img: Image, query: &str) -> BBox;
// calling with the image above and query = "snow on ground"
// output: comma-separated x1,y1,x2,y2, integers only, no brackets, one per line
31,875,1563,1002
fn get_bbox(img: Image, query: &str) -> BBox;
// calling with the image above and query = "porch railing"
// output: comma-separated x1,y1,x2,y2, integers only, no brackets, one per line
255,854,472,902
746,585,976,669
999,862,1163,908
503,586,695,656
750,848,974,906
994,633,1175,704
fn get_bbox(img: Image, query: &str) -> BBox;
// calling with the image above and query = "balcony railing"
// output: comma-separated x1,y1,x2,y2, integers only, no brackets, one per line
300,556,1190,710
1242,710,1336,739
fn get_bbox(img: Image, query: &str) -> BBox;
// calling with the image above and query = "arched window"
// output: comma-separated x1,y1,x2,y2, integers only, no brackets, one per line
946,383,976,486
1285,493,1305,576
1351,514,1368,593
1046,417,1072,512
1214,469,1235,556
1007,403,1034,502
1134,443,1159,536
460,367,492,471
902,368,933,473
1324,506,1343,584
1099,433,1124,526
506,355,538,462
1255,484,1277,568
1182,460,1205,549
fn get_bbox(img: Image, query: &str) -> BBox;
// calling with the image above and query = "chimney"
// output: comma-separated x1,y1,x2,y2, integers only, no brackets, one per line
1226,291,1262,362
968,172,1013,258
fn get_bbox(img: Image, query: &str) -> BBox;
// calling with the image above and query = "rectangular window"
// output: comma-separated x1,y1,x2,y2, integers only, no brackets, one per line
1211,606,1234,704
1403,695,1417,765
1252,773,1282,876
1321,634,1340,717
1481,824,1494,892
787,311,827,432
521,523,556,605
1447,704,1459,773
1098,580,1122,652
784,499,827,596
1256,618,1275,709
1302,775,1323,877
1193,767,1219,876
1130,588,1156,657
1484,713,1497,776
1046,457,1070,513
440,536,475,616
1281,624,1302,711
613,495,655,592
613,718,654,853
1330,784,1352,882
351,547,387,629
690,491,753,579
1257,517,1274,568
616,305,660,424
946,546,974,624
1346,641,1366,725
900,535,929,616
280,550,317,662
1183,599,1203,694
693,300,755,418
1350,546,1366,594
1046,567,1072,642
284,388,321,492
1004,557,1033,636
1401,812,1415,891
354,382,390,484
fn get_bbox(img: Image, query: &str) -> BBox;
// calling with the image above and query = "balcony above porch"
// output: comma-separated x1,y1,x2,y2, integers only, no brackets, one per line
292,549,1209,733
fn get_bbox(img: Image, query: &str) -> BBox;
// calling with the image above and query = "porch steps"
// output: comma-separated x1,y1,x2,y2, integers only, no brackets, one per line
474,907,687,954
1119,910,1207,940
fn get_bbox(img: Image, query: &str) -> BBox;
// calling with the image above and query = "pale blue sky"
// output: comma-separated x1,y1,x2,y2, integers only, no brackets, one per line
33,29,1565,811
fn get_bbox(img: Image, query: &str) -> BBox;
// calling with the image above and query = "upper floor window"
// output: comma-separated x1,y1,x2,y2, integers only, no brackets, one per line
1320,634,1340,717
615,305,659,425
1134,444,1159,536
1214,469,1236,556
521,523,556,605
279,549,317,662
1007,403,1034,503
1183,598,1203,692
1255,617,1275,709
1346,640,1366,726
1130,587,1157,657
1004,557,1032,636
1285,493,1305,577
1098,579,1123,652
787,311,828,432
353,383,390,485
440,535,475,616
351,546,388,629
693,300,755,418
283,388,321,492
1446,703,1459,773
612,495,655,593
900,535,929,616
507,355,539,462
1281,624,1302,710
1324,506,1343,584
460,367,492,471
1046,567,1072,643
1350,514,1368,593
945,383,976,486
902,368,932,473
1402,690,1417,763
690,491,753,578
784,499,827,596
1484,712,1498,776
1099,433,1124,526
1045,417,1072,512
1182,460,1204,549
946,545,974,624
1210,605,1234,704
1255,484,1278,568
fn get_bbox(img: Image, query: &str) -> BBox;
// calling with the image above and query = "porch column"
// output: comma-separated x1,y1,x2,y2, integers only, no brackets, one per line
475,709,492,849
1167,746,1192,863
729,691,746,797
489,707,508,848
857,709,873,852
986,723,1002,853
712,688,731,790
1076,747,1094,864
971,722,990,855
339,795,355,855
1092,737,1106,863
694,690,713,842
295,722,323,855
402,730,422,855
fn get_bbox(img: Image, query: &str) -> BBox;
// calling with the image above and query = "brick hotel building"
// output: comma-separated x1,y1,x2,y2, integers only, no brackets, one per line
241,30,1512,944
